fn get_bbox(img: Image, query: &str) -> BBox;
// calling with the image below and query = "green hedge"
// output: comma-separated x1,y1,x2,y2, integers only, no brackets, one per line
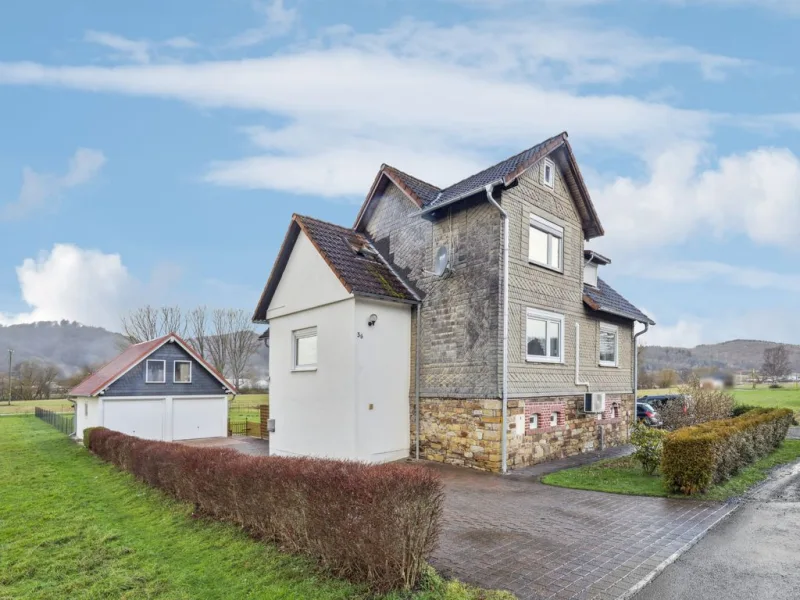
662,408,793,495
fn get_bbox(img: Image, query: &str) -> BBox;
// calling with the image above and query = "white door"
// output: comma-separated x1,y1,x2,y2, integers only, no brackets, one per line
103,399,165,441
172,397,227,440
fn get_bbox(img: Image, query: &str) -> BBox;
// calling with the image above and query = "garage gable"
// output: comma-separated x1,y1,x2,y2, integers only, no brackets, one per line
105,342,230,397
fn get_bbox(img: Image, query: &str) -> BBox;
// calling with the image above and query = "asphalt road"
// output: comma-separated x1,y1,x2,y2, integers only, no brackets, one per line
634,460,800,600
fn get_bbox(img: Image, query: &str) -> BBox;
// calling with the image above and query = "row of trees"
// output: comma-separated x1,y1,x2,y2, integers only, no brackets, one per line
1,359,62,403
121,305,262,388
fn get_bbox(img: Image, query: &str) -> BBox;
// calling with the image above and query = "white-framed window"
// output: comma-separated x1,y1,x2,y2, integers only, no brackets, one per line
542,158,555,188
145,359,166,383
293,327,318,371
526,308,564,363
550,411,559,427
529,414,538,430
599,323,618,367
174,360,192,384
528,214,563,271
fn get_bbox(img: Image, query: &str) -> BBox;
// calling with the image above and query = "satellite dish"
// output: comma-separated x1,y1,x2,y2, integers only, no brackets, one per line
433,246,450,277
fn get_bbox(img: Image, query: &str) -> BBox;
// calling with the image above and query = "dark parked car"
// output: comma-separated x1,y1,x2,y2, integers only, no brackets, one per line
636,402,663,427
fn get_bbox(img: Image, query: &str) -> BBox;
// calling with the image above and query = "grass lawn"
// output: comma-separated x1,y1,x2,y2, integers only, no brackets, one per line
0,398,73,415
638,386,800,413
542,440,800,502
0,416,509,600
228,393,269,422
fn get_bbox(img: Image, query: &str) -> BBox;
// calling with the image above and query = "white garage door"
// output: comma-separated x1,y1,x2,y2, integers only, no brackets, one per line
104,399,165,441
172,397,227,441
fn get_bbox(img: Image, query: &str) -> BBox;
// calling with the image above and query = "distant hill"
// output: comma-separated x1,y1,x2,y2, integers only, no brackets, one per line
0,322,127,376
0,321,269,381
642,339,800,373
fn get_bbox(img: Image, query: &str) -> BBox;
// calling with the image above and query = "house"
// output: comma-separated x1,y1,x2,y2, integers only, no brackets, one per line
69,333,236,442
253,132,654,472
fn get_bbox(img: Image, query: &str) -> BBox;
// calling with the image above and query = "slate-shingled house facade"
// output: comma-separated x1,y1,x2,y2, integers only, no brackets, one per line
253,132,653,472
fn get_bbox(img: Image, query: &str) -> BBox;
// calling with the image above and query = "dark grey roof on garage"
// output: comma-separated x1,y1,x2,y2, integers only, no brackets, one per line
583,279,655,325
253,215,420,323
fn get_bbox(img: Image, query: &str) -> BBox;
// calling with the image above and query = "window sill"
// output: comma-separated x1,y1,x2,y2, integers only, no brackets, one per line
527,260,563,275
291,367,317,373
598,363,618,368
526,357,565,365
527,424,564,435
145,381,166,384
174,381,192,384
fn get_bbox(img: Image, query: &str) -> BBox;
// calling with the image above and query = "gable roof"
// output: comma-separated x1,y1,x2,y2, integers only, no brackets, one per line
252,214,420,323
583,279,655,325
68,333,237,397
354,132,604,239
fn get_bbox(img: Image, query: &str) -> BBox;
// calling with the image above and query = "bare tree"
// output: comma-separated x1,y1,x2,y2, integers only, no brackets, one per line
656,368,678,389
207,309,231,376
188,306,208,359
226,309,260,388
121,305,186,344
762,344,791,383
13,360,61,400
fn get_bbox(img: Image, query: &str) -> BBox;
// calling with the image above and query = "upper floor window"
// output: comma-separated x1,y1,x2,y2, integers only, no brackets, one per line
542,158,555,188
526,308,564,363
529,214,563,271
145,359,166,383
599,323,618,367
293,327,318,371
174,360,192,384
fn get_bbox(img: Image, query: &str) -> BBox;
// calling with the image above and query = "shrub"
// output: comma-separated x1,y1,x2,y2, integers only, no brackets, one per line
630,422,667,475
660,378,734,430
662,408,793,495
769,383,783,389
84,428,443,593
732,404,759,417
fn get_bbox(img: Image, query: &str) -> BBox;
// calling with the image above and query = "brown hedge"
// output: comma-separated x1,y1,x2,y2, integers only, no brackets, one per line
85,428,444,592
662,408,793,495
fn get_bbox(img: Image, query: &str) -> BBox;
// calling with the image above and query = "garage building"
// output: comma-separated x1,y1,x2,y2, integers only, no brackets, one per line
69,333,236,442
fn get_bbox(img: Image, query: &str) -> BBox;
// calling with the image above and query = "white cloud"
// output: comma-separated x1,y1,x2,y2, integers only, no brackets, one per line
1,148,106,221
641,318,705,348
665,0,800,15
624,260,800,293
227,0,297,48
0,245,136,330
592,144,800,256
84,31,198,64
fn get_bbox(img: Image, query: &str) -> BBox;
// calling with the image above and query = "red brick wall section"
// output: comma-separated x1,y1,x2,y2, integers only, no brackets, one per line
259,404,269,439
524,401,566,434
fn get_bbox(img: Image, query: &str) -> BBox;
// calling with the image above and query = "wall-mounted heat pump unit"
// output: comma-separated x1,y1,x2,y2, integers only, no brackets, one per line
584,392,606,414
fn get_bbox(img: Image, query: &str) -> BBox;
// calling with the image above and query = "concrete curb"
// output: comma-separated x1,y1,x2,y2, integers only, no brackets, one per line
618,502,740,600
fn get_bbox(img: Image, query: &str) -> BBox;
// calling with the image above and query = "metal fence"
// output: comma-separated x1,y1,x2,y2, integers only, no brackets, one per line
35,406,75,436
228,418,261,438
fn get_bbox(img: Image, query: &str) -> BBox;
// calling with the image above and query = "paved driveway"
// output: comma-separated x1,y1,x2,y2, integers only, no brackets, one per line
179,436,270,456
633,459,800,600
427,453,734,600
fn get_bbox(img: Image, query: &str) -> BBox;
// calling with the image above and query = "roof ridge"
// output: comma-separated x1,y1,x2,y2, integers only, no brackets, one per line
383,164,441,191
438,132,566,195
295,214,356,233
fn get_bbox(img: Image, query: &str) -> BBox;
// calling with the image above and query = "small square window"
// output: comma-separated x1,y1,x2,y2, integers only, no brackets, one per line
550,412,559,427
542,158,555,188
529,414,538,430
293,327,318,371
145,360,166,383
528,214,563,271
174,361,192,384
526,308,564,363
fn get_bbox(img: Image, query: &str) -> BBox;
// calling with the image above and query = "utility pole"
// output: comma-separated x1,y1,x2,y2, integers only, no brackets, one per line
7,349,13,406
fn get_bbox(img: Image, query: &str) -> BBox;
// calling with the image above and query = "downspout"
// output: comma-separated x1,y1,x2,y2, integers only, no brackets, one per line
575,322,590,390
632,322,650,439
415,303,422,460
484,182,509,474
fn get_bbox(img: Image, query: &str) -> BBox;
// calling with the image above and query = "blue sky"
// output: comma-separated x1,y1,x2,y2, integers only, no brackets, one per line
1,0,800,347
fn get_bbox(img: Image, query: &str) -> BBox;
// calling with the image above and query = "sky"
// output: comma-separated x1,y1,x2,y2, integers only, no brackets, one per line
1,0,800,347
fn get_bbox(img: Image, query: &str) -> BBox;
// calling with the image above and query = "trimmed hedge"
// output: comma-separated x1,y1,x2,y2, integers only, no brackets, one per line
662,408,793,495
85,428,443,592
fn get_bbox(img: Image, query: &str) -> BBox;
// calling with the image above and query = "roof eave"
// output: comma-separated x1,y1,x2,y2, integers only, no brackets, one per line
583,297,655,326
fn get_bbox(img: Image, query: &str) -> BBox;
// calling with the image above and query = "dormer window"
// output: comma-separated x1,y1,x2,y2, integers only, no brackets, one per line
584,250,611,287
542,158,555,188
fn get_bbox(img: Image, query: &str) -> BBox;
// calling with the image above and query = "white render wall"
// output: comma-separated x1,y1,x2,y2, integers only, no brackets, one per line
354,298,411,462
267,231,412,463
